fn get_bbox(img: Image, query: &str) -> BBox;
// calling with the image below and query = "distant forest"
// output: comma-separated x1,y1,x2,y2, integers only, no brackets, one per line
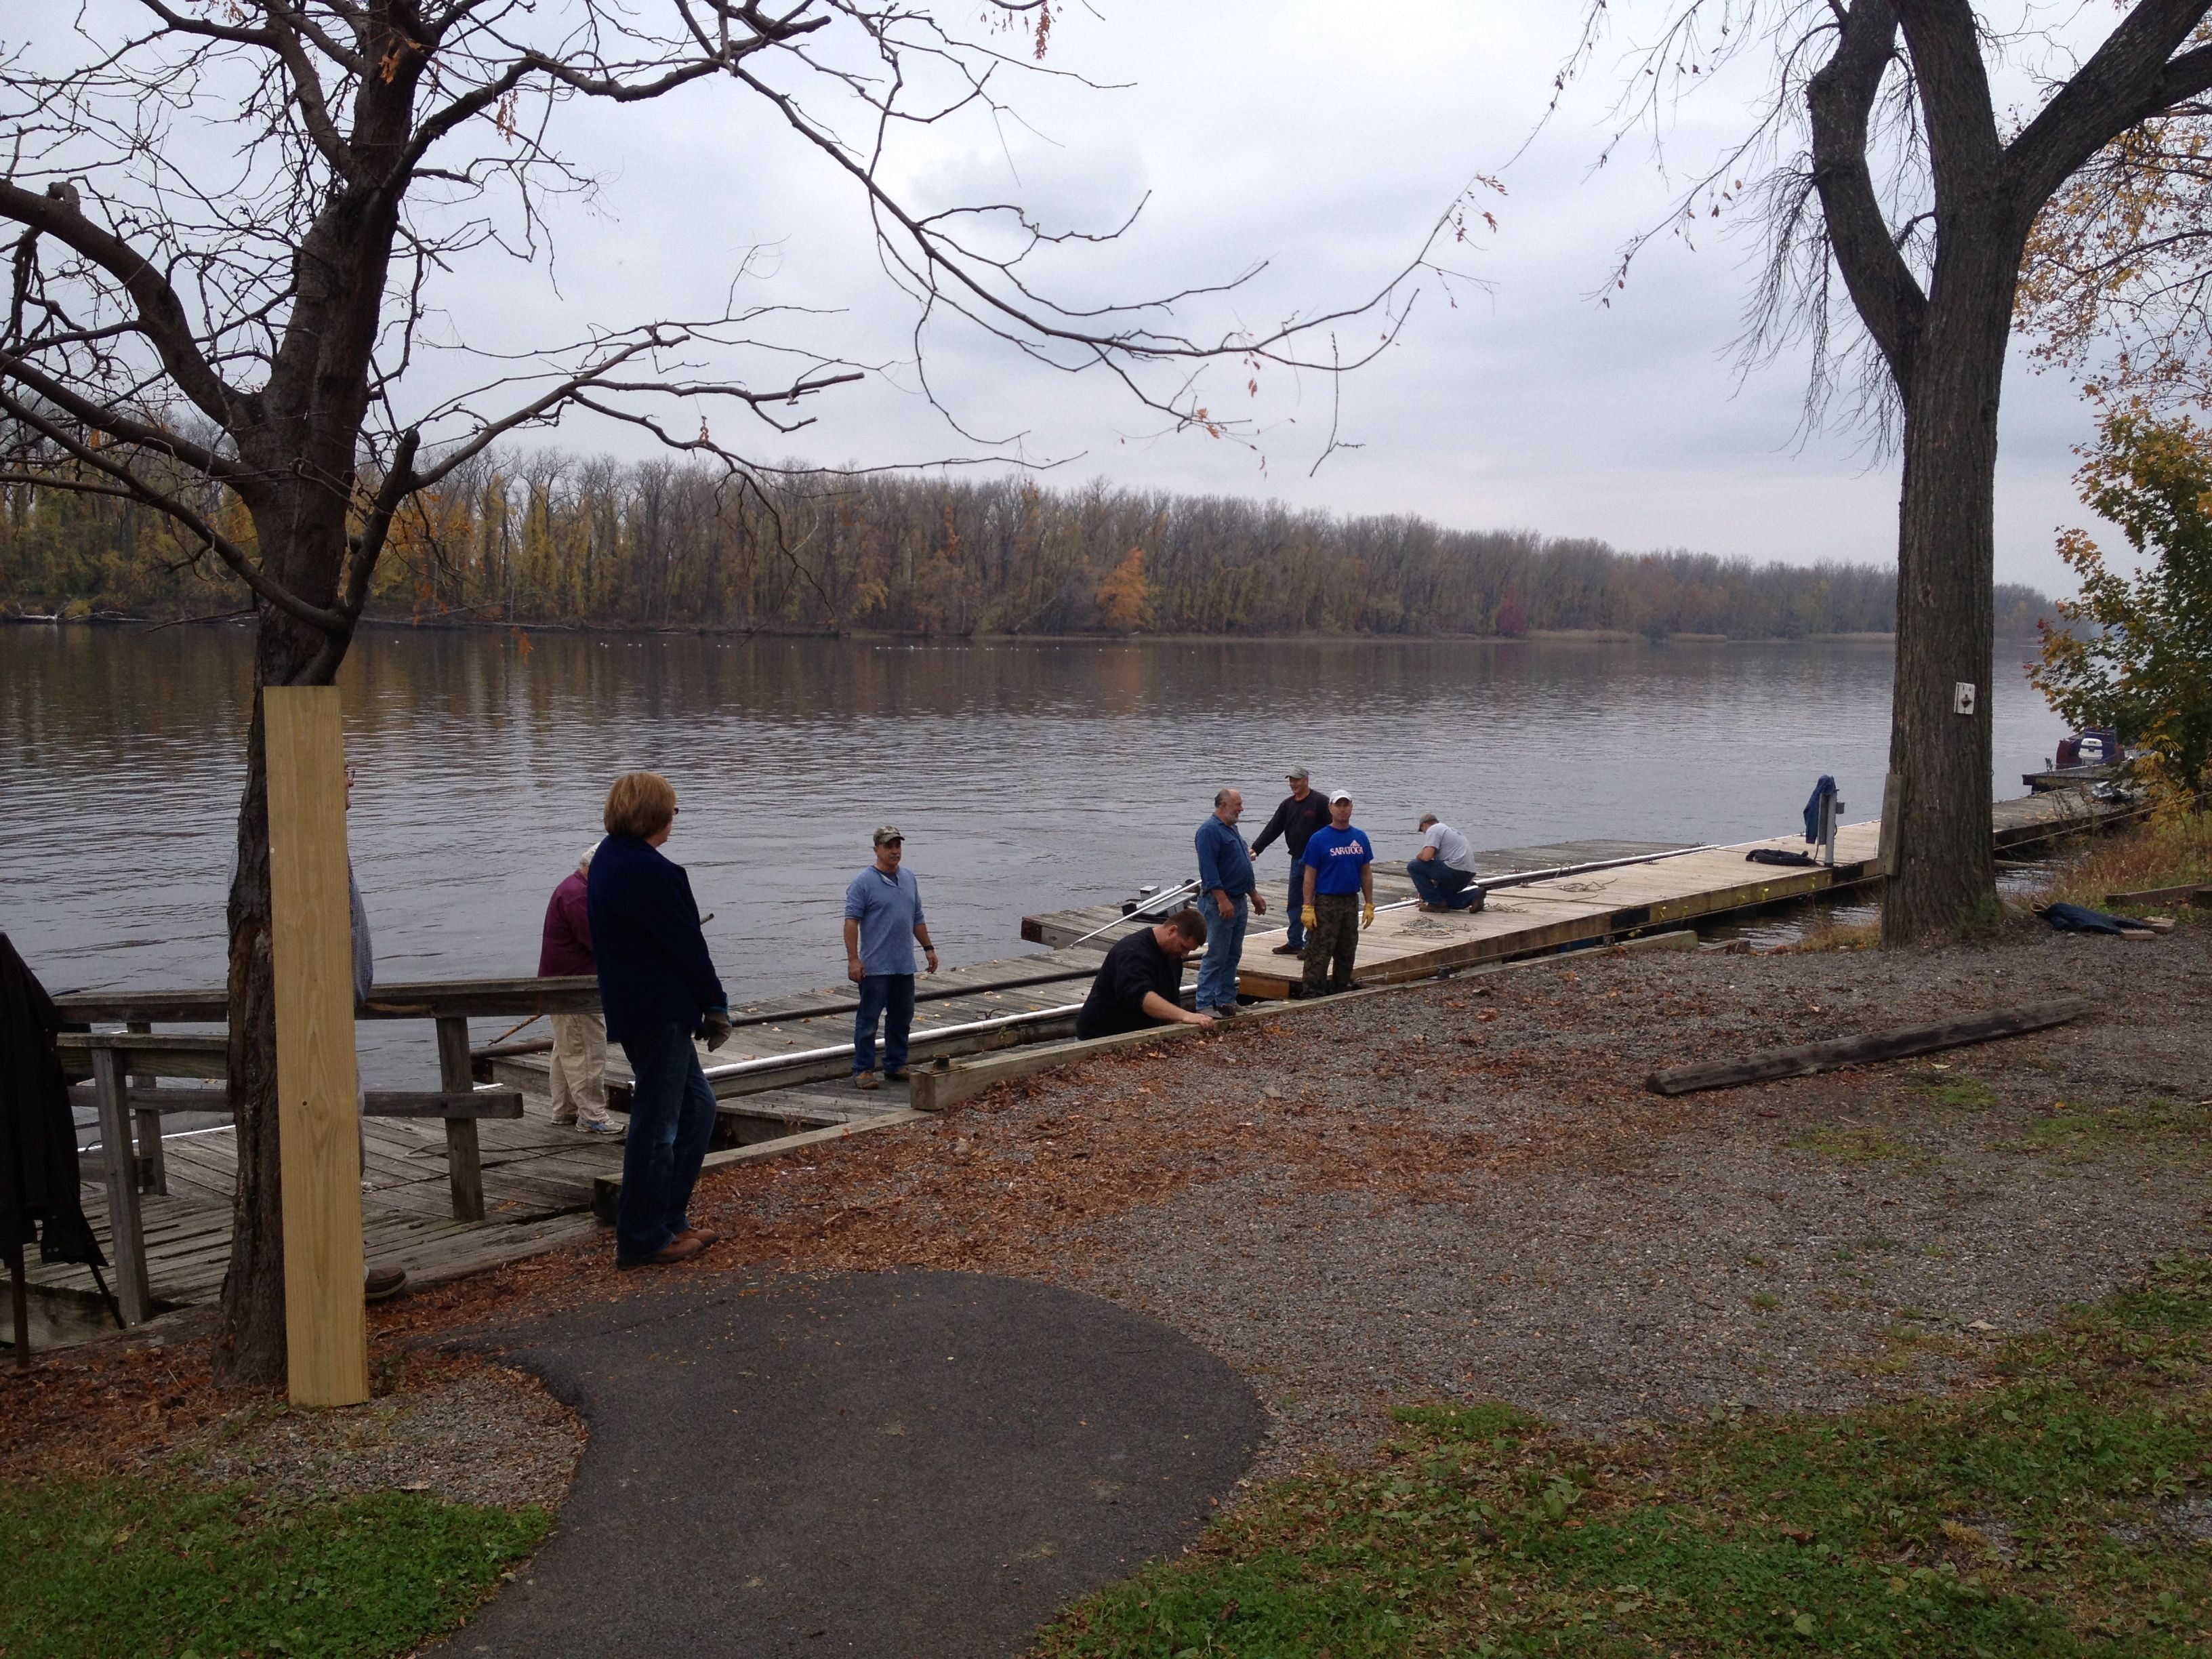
0,451,2053,638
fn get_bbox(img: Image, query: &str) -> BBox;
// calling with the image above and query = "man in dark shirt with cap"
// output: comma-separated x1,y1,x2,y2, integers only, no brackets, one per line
1075,909,1215,1040
1250,766,1332,956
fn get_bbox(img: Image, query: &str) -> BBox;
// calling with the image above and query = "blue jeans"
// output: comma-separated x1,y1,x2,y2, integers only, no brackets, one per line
1406,858,1479,909
854,974,916,1074
1285,859,1307,948
615,1021,719,1261
1195,891,1248,1010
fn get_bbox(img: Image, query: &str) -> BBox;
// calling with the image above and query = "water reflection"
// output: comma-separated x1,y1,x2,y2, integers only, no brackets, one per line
1,627,2063,1080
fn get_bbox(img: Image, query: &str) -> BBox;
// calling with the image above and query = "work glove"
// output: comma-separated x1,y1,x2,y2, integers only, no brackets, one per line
1361,901,1376,930
1300,904,1317,931
701,1008,734,1052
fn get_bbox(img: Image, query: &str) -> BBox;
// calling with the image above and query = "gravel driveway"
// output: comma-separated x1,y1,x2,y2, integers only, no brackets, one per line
676,920,2212,1479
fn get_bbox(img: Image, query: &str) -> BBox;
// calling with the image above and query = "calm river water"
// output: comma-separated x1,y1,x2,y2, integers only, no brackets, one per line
1,626,2064,1082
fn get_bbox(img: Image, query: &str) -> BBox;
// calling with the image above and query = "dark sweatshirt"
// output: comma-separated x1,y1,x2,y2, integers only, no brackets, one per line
539,869,596,978
586,836,726,1044
1250,788,1332,860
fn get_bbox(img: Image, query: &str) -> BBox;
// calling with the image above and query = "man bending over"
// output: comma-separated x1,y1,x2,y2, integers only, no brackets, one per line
1075,909,1216,1040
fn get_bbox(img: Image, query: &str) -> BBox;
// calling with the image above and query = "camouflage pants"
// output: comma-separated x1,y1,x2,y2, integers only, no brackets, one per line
1302,893,1361,996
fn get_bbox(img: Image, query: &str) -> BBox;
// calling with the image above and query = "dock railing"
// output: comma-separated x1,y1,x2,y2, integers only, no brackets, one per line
52,976,600,1326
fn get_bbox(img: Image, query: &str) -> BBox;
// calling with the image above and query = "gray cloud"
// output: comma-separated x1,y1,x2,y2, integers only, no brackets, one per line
397,1,2116,597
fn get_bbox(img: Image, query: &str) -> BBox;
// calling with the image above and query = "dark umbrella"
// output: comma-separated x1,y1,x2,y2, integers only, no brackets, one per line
0,932,109,1366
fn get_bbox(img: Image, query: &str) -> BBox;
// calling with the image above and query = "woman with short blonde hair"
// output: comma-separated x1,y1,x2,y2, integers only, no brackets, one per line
602,771,677,840
587,772,729,1269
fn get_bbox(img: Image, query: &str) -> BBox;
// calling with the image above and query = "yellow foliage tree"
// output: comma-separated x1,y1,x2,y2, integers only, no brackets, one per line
1094,546,1152,632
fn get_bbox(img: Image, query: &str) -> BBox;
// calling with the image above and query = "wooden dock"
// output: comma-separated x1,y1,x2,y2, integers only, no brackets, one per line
484,946,1198,1109
26,787,2120,1339
1023,792,2132,1000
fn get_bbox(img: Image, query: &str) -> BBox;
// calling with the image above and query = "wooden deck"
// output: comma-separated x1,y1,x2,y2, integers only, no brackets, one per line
1023,792,2135,1000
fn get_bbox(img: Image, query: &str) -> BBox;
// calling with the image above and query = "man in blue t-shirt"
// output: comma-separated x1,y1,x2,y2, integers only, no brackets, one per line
843,826,939,1088
1298,791,1375,996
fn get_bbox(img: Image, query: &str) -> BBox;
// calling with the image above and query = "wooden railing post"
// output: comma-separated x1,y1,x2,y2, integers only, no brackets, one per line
89,1044,151,1325
436,1017,485,1222
126,1019,165,1195
264,685,369,1408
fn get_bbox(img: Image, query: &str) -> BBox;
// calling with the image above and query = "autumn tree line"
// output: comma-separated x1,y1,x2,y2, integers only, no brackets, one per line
0,448,2053,640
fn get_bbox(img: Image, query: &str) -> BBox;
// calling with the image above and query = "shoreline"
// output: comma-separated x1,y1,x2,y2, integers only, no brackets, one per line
4,610,2000,647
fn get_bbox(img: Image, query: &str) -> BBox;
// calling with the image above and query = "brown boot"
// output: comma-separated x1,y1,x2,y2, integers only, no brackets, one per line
617,1233,709,1271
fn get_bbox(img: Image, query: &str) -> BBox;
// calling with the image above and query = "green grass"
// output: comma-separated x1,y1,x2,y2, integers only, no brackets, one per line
1032,1256,2212,1658
0,1479,551,1658
2009,1098,2212,1164
1911,1076,1999,1113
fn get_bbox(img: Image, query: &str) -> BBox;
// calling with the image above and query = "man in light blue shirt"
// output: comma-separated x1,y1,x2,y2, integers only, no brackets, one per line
843,826,939,1089
1193,787,1267,1017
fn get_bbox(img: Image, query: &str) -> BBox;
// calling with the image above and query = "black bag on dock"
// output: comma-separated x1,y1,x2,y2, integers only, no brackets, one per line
0,933,104,1266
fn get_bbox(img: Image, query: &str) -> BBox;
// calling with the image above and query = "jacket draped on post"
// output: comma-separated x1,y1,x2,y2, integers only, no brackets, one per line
0,933,105,1266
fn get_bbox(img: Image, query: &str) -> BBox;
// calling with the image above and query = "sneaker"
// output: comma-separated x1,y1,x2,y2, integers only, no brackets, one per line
579,1120,624,1139
854,1071,880,1091
1210,1002,1242,1018
551,1113,577,1127
364,1266,408,1303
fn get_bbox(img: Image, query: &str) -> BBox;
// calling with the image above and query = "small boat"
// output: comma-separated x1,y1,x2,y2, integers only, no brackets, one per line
2024,726,2129,792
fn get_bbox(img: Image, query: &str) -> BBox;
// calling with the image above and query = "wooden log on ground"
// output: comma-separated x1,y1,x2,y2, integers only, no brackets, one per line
909,1021,1206,1113
361,1089,525,1120
2105,884,2207,908
1646,997,2093,1097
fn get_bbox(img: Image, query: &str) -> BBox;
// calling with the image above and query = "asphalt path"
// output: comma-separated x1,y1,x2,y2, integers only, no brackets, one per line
436,1270,1264,1658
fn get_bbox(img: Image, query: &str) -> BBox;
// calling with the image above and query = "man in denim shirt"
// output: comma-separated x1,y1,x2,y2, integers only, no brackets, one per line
1193,787,1267,1017
844,826,939,1088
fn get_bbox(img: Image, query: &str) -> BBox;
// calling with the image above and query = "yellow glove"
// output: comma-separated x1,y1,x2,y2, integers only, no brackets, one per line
1300,904,1317,930
1361,901,1376,930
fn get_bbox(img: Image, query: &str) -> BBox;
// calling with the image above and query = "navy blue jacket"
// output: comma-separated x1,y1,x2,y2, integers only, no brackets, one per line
586,835,727,1044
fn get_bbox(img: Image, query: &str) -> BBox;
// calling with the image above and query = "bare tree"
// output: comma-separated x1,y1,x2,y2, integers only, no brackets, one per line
1562,2,2212,943
0,0,1448,1381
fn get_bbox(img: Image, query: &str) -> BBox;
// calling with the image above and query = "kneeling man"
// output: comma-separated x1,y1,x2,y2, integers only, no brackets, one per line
1075,909,1216,1040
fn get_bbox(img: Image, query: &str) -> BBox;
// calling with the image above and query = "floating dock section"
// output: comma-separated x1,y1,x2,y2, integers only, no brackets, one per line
1023,792,2127,999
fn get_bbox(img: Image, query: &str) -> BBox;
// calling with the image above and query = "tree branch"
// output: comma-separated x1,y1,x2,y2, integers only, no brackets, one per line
1807,0,1925,394
0,180,247,430
2007,0,2212,212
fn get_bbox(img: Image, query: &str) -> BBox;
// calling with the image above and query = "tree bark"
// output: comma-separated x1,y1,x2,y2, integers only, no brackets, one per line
1881,222,2017,943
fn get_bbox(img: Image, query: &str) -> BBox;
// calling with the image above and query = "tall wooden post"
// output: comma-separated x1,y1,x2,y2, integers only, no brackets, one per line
264,686,369,1408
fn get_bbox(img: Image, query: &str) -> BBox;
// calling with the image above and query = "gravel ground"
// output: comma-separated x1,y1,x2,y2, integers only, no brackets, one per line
175,1364,583,1511
650,918,2212,1481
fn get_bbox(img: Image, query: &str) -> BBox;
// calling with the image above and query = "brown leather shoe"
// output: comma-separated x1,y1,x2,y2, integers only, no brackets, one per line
364,1266,408,1302
675,1226,720,1248
617,1233,709,1271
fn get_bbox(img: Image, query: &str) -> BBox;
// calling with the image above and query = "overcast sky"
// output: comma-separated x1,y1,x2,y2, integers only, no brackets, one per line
412,1,2122,598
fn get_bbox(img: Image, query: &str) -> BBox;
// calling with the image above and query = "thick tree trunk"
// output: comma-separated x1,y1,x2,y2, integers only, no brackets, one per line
1881,232,2013,945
